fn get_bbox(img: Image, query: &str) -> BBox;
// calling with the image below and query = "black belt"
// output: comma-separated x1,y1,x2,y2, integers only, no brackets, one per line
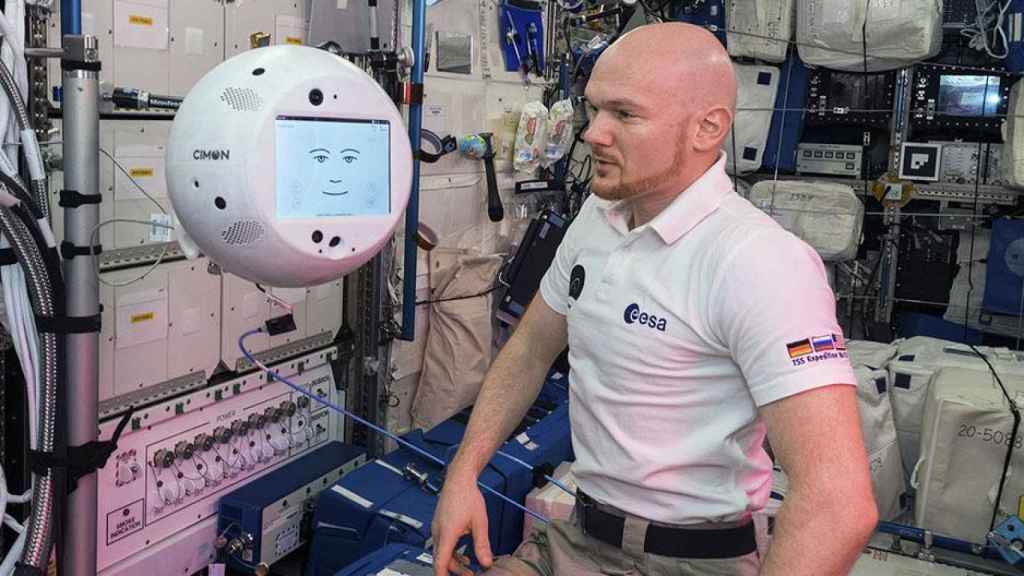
576,490,757,559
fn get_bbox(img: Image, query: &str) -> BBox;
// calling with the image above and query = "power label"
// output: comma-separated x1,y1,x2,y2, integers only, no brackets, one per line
107,499,144,545
129,15,153,26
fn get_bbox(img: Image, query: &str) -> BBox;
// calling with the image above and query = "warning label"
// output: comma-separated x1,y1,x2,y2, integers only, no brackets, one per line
107,500,144,545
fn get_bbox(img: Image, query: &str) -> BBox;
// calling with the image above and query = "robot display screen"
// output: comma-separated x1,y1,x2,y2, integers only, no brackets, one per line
275,116,391,218
937,75,1001,117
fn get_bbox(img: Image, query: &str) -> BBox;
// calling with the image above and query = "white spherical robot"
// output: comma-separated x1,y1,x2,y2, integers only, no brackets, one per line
166,45,413,287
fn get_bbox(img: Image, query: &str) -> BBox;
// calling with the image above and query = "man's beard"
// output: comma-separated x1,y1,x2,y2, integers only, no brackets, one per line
590,141,687,201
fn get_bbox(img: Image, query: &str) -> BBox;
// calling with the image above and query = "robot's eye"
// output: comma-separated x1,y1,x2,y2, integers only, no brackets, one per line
342,155,357,164
314,154,328,163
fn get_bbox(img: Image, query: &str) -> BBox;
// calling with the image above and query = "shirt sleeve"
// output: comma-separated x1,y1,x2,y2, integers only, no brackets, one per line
538,203,588,316
710,228,856,407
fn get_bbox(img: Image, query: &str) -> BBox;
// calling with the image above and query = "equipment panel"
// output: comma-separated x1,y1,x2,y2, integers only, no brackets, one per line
909,64,1012,136
806,69,895,128
96,348,344,573
933,141,1005,186
796,143,863,178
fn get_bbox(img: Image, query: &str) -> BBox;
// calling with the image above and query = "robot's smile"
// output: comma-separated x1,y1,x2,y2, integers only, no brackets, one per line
322,189,349,196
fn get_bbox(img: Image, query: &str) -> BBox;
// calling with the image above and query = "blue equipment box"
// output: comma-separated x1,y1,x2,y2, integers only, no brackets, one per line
762,53,808,174
306,438,507,576
984,219,1024,316
308,373,573,576
217,442,368,571
333,544,479,576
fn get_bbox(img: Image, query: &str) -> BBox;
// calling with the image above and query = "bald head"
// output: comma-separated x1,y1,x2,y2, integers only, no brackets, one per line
594,22,737,117
582,23,737,213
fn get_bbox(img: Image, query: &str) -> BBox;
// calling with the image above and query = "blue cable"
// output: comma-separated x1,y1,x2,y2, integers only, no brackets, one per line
239,329,552,524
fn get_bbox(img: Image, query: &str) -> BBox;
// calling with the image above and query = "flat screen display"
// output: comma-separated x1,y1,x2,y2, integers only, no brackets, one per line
937,75,1001,117
275,116,391,218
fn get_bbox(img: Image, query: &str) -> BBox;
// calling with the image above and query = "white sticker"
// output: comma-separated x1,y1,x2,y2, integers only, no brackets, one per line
150,213,172,242
424,104,447,135
185,27,205,55
331,485,373,508
374,459,404,476
525,441,539,451
416,552,434,564
516,432,531,445
867,0,900,21
337,0,349,9
114,0,169,51
379,509,424,530
181,306,202,335
275,15,308,46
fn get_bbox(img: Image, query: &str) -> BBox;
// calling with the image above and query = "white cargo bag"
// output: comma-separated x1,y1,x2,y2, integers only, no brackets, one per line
722,65,779,175
914,367,1024,543
1003,80,1024,189
853,364,905,520
846,339,899,371
886,337,1021,479
726,0,793,63
748,180,864,261
796,0,942,72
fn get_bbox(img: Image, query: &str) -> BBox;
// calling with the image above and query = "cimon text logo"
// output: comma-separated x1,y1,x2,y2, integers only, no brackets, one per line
193,149,231,161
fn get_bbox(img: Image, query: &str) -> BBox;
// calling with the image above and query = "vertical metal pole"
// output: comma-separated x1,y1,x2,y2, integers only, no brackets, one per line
62,34,100,576
399,0,426,341
877,67,912,324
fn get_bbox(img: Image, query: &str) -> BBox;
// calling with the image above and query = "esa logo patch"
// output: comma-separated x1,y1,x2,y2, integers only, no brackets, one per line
623,303,667,332
569,265,586,300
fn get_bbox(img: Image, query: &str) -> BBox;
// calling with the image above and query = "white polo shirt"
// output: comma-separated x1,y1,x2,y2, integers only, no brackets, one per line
539,154,856,525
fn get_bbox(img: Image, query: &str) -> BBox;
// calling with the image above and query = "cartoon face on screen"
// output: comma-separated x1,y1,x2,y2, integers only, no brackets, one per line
276,117,390,218
307,147,362,196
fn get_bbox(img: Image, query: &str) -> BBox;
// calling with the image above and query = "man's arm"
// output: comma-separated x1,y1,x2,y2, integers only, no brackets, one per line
432,296,568,575
758,384,878,576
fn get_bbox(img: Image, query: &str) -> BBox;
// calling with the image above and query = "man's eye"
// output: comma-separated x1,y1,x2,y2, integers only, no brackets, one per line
314,154,328,163
616,110,634,120
342,155,358,164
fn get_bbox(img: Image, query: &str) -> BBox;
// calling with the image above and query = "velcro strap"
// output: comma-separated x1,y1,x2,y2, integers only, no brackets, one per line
28,410,132,494
59,189,102,208
35,313,101,334
61,60,102,72
61,240,101,260
0,247,15,265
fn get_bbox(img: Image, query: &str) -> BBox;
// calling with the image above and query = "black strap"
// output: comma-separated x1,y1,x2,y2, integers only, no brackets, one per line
576,490,757,559
61,240,101,260
35,312,102,334
13,563,44,576
59,189,102,208
531,461,555,489
0,247,15,265
61,60,102,72
28,409,133,494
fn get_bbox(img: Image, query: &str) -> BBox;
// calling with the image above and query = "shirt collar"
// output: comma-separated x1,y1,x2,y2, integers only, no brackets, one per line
598,153,735,244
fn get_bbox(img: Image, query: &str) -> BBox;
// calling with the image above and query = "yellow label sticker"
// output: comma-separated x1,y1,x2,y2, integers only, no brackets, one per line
131,312,155,324
1018,495,1024,519
129,15,154,26
285,36,303,45
129,168,154,178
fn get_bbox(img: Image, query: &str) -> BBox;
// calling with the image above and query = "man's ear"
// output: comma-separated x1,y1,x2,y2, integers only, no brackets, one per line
692,107,734,153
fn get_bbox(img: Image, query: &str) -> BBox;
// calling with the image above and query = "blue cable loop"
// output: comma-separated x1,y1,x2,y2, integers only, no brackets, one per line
239,329,554,524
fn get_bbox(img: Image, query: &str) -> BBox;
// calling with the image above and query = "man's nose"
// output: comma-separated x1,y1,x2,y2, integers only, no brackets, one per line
582,112,612,147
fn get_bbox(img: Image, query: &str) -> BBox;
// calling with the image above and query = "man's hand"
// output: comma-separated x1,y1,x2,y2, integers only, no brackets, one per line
432,471,493,576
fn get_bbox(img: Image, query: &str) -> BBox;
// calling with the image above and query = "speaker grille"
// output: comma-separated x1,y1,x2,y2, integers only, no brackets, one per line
221,220,265,246
220,87,263,111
